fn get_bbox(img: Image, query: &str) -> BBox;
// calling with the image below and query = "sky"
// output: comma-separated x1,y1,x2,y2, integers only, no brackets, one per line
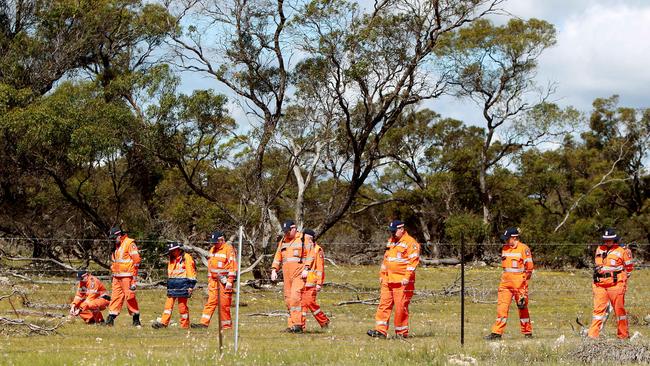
432,0,650,124
179,0,650,128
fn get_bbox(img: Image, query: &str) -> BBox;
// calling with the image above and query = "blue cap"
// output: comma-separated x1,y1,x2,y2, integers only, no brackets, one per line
108,226,122,239
602,228,619,242
388,220,404,232
76,270,88,281
303,229,316,237
167,241,182,252
500,227,520,242
209,231,225,243
282,220,296,233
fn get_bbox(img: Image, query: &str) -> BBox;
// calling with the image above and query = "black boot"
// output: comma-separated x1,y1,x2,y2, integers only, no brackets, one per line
132,313,142,327
484,333,502,340
106,314,116,327
367,329,387,339
288,325,303,334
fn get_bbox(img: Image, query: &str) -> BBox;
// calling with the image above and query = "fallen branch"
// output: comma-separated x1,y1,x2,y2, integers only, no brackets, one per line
335,298,380,306
22,300,68,311
1,255,76,271
0,317,65,335
420,257,461,266
241,254,272,275
247,310,288,317
0,290,19,301
324,282,361,292
324,257,339,268
11,309,66,318
182,244,210,267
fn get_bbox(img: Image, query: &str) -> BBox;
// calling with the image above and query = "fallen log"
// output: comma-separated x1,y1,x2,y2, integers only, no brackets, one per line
335,297,380,306
420,257,461,266
247,311,288,317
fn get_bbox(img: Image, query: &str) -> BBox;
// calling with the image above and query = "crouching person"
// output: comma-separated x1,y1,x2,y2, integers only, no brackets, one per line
153,242,197,329
69,270,110,324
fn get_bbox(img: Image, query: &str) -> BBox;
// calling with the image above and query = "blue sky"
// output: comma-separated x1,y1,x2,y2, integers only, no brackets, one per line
178,0,650,129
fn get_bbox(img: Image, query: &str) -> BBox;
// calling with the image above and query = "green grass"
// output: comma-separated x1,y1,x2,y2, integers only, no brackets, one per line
1,265,649,365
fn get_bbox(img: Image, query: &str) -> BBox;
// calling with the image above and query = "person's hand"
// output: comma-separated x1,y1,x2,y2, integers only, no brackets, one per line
315,284,322,292
379,278,383,284
225,282,233,290
188,287,193,295
219,276,228,285
271,269,278,281
130,281,137,291
69,304,76,316
301,270,308,279
400,278,409,286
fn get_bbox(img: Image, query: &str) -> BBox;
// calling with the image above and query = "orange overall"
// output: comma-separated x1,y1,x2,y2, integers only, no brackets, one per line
109,235,141,316
374,232,420,336
301,243,330,327
200,243,238,329
161,252,197,328
588,244,633,339
490,241,534,335
72,274,110,323
272,233,313,328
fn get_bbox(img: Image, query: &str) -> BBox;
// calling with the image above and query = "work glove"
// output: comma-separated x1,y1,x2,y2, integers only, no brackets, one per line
400,278,409,286
219,276,228,285
130,281,137,291
69,304,77,316
270,269,278,281
188,287,193,296
301,270,309,279
516,296,526,309
315,284,322,292
225,281,233,290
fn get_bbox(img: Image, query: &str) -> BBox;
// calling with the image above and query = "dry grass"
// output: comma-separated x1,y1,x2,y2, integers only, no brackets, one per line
0,265,649,365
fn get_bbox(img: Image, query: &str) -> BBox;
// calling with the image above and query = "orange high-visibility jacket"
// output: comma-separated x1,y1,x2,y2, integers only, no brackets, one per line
380,232,420,283
168,252,198,280
594,244,633,285
500,241,534,285
272,232,314,277
72,274,108,307
111,236,141,277
306,243,325,287
207,243,238,283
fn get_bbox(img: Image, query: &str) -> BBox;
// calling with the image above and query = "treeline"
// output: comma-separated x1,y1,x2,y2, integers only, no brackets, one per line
0,0,648,271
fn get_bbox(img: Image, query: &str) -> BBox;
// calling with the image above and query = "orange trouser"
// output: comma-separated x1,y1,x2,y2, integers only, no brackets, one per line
109,276,139,316
283,274,305,328
200,279,233,329
490,283,532,335
78,298,109,323
588,282,628,339
374,280,414,336
302,287,330,327
161,297,190,328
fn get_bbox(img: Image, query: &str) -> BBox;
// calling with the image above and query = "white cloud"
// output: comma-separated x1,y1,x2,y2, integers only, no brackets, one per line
535,2,650,110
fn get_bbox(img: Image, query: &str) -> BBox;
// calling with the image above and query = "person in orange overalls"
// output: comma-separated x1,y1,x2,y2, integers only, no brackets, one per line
271,220,314,333
301,229,330,329
193,231,238,329
484,227,534,340
367,220,420,339
152,242,197,329
588,228,634,339
69,270,110,324
106,226,142,327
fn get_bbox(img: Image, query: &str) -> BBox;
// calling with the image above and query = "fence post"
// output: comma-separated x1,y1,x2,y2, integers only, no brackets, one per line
460,234,465,346
234,226,243,353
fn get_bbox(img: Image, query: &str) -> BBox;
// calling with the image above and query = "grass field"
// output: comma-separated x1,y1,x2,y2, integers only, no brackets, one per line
1,264,649,365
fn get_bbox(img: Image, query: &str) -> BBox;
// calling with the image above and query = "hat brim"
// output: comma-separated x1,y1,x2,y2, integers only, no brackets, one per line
168,246,182,252
602,235,619,240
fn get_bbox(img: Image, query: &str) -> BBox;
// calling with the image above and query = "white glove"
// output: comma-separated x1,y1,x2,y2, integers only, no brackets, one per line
69,304,77,316
315,284,322,292
400,278,409,286
301,270,308,279
225,282,233,290
188,288,193,295
270,269,278,281
219,276,228,285
129,283,137,291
